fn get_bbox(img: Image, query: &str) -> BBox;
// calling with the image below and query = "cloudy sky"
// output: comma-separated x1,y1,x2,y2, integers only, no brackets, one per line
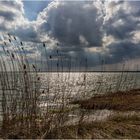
0,0,140,71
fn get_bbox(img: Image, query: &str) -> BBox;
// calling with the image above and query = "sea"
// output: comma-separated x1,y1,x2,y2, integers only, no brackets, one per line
0,72,140,121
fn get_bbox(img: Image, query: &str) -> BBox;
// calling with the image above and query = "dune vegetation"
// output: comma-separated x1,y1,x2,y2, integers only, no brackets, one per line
72,89,140,111
0,34,140,139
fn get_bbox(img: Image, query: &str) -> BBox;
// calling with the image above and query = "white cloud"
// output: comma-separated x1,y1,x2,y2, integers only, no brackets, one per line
131,30,140,44
0,0,26,30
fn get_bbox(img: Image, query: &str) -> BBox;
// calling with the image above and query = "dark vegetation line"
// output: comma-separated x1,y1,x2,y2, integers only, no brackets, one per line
0,71,139,73
37,70,140,73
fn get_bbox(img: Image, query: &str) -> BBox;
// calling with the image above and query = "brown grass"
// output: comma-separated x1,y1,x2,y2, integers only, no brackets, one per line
71,89,140,111
44,89,140,139
44,114,140,139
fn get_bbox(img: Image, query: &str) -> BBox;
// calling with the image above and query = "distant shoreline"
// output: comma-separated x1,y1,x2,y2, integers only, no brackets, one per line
0,71,140,73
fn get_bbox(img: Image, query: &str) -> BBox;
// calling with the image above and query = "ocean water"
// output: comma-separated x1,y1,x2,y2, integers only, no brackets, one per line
0,72,140,117
39,72,140,97
36,72,140,109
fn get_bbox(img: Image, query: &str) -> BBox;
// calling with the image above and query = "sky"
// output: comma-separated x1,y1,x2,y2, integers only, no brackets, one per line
23,1,51,21
0,0,140,71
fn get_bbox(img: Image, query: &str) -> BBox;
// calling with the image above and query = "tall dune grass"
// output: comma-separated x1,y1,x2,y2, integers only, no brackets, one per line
0,33,139,138
0,34,87,138
0,34,41,138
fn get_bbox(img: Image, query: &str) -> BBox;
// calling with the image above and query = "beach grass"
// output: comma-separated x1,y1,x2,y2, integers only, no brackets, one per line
71,89,140,111
0,34,140,139
44,113,140,139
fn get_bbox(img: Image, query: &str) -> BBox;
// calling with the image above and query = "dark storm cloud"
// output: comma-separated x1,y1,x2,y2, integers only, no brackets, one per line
38,1,104,48
0,24,7,32
105,41,140,64
13,25,39,42
36,0,140,69
104,1,140,40
127,1,140,17
0,11,16,21
105,11,137,40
